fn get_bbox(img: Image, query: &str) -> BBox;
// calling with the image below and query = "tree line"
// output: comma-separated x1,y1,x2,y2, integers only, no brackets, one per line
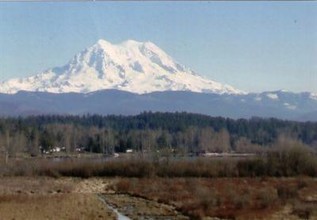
0,112,316,157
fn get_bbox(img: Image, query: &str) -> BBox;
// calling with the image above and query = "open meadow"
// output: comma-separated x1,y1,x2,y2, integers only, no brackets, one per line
0,155,317,220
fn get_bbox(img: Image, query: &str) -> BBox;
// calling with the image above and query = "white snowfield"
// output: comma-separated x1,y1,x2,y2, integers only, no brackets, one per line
0,39,243,95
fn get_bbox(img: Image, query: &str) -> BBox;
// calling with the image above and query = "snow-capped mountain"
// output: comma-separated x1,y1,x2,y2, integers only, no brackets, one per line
0,39,242,95
1,39,315,120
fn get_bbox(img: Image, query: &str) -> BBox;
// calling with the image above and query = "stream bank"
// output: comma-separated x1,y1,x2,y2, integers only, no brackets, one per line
98,193,189,220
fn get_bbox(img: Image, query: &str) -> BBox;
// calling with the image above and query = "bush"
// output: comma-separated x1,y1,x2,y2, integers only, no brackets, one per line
1,150,316,178
292,202,315,219
268,139,317,177
237,158,266,177
233,194,250,209
276,184,298,202
256,188,278,209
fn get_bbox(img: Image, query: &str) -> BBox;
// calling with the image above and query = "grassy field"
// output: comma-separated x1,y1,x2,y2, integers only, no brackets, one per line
0,154,317,219
110,177,317,219
0,177,116,220
0,176,316,220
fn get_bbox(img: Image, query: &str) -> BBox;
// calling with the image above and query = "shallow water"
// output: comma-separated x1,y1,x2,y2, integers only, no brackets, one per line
97,194,131,220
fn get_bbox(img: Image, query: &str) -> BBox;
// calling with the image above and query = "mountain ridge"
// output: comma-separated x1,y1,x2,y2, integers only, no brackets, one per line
0,89,316,121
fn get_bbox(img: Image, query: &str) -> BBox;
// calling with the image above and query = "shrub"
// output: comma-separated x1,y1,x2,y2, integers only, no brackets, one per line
114,179,132,192
233,193,250,209
195,187,218,210
292,202,315,219
276,184,298,202
268,139,317,177
256,188,278,209
237,158,266,177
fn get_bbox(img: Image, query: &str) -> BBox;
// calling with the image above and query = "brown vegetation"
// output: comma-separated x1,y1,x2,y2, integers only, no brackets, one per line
110,177,317,219
0,177,116,220
0,175,316,219
0,193,115,220
1,145,316,179
0,141,316,219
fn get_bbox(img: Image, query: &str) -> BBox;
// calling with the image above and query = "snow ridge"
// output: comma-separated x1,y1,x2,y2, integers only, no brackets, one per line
0,39,243,95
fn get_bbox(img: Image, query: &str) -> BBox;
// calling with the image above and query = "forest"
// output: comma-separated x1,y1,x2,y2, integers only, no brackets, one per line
0,112,316,157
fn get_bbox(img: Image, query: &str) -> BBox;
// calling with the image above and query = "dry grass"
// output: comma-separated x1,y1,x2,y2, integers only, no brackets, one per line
2,149,316,179
0,176,73,195
0,177,116,220
1,143,317,180
0,153,316,219
0,193,115,220
110,177,317,219
0,176,316,219
0,157,241,178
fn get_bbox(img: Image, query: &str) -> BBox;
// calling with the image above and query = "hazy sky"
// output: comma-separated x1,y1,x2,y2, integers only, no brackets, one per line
0,2,316,93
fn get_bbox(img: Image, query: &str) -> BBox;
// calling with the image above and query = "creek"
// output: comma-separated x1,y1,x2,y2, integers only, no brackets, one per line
97,194,131,220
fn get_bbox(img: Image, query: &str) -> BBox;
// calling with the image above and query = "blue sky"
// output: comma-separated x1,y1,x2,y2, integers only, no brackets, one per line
0,2,316,93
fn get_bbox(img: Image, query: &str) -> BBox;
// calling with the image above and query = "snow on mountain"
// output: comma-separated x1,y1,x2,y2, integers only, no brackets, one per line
0,39,243,95
310,93,317,101
266,93,279,100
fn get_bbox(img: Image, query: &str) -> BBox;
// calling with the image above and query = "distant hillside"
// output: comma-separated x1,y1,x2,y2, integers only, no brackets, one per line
0,90,316,121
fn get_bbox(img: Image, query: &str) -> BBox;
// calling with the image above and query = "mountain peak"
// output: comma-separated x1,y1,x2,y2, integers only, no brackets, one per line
96,39,112,45
0,39,243,95
94,39,114,51
120,39,143,47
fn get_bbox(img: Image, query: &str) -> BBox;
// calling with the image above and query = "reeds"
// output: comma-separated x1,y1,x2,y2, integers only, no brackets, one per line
1,151,316,178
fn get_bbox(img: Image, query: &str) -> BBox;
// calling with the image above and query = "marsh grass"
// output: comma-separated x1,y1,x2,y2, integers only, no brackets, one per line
0,193,116,220
110,177,317,219
1,145,316,178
